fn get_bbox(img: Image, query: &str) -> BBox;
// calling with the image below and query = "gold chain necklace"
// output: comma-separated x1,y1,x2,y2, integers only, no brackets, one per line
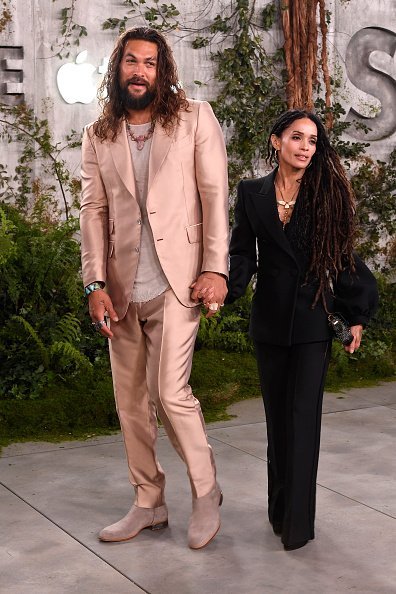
126,122,154,150
275,183,299,210
275,181,299,227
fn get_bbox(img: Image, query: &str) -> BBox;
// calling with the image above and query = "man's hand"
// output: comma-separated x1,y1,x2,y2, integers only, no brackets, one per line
344,324,363,354
190,272,228,318
88,290,118,339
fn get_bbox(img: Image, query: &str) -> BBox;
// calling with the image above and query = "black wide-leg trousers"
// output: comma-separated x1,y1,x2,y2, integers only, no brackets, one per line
254,340,332,547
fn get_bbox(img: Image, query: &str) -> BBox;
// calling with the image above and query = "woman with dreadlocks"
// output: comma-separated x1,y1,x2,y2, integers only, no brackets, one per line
227,109,378,551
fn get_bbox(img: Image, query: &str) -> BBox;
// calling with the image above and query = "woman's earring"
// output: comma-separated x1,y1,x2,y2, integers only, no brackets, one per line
274,149,279,163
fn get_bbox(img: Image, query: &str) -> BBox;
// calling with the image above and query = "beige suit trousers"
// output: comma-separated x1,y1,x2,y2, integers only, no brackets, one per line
108,288,216,508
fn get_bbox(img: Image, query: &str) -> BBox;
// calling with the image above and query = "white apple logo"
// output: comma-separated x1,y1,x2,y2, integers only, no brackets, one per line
57,50,97,104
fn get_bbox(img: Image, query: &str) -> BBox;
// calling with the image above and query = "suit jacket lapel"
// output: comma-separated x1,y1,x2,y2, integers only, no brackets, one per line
109,120,137,199
148,122,174,193
252,170,298,264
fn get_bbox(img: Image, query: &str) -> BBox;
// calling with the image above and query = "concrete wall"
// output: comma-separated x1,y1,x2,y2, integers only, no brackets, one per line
332,0,396,151
0,0,395,185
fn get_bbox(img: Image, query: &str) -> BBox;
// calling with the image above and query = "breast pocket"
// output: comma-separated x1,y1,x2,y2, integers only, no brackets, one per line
171,133,193,153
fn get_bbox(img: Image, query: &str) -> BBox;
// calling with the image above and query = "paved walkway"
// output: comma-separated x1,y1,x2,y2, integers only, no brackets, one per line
1,382,395,594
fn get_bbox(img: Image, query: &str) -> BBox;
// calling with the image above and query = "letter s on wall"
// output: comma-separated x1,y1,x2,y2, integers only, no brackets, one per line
345,27,396,141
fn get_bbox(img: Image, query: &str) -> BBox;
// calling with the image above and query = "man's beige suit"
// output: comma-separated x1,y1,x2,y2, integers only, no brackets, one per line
80,100,229,507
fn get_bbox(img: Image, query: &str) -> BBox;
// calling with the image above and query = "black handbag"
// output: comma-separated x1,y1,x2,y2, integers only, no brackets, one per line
328,313,353,346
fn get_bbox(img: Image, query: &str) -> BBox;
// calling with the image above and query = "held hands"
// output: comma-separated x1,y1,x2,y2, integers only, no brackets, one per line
88,290,118,339
344,324,363,354
190,272,228,318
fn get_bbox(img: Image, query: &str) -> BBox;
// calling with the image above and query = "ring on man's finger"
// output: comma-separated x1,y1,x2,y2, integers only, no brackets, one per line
208,302,219,312
92,320,106,331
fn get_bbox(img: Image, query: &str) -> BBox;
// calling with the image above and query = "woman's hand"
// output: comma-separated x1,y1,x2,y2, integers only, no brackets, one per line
190,272,228,318
344,324,363,354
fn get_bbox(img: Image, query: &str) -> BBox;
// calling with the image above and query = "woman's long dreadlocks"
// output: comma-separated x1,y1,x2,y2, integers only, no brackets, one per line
267,109,356,308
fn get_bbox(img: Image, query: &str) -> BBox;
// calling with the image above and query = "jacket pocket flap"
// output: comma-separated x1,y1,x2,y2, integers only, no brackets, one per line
186,223,203,244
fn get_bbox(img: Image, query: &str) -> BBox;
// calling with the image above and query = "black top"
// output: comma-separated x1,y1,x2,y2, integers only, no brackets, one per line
227,170,379,346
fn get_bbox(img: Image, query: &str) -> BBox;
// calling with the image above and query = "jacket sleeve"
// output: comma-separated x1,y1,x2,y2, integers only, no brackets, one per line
226,181,258,304
79,125,109,287
194,101,229,278
334,253,379,327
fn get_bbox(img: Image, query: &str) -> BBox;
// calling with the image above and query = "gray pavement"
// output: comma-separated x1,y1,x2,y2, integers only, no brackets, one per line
1,382,395,594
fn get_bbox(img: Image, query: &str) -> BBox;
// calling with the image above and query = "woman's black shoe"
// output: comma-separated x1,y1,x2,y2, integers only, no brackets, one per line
283,540,308,551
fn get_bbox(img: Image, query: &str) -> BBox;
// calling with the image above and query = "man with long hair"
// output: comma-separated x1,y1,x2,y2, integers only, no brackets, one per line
80,27,229,549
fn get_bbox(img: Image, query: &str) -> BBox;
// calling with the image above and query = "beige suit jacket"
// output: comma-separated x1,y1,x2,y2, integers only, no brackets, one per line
80,99,229,319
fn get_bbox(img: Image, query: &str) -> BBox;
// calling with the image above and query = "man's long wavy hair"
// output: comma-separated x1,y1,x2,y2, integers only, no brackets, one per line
94,27,189,141
267,109,356,308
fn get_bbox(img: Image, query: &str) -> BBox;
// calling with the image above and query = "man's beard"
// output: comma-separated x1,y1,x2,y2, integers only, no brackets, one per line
120,80,156,111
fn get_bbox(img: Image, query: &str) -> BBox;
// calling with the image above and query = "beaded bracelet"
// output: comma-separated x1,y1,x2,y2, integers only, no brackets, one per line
84,281,104,296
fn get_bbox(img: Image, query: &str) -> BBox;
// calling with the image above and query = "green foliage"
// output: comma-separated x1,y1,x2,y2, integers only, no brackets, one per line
262,2,277,31
0,366,116,443
191,36,210,49
102,0,180,33
352,152,396,273
189,350,261,422
0,203,105,401
0,99,98,405
0,103,81,219
102,16,129,32
315,99,371,164
210,1,286,191
197,286,253,353
51,0,88,58
0,207,16,265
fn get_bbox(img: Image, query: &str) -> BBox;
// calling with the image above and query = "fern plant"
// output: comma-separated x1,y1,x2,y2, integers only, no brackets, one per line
2,313,92,400
0,203,103,401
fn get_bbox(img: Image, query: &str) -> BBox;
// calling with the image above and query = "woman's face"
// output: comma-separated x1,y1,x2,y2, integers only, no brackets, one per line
272,117,318,171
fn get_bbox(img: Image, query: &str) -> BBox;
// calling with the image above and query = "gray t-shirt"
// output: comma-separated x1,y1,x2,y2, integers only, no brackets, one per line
127,122,169,303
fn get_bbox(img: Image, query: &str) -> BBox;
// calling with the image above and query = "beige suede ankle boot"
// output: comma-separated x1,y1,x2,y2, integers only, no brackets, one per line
99,504,168,542
188,484,223,549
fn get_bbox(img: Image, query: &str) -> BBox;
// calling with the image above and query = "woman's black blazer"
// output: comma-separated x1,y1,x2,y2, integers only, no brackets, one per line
227,170,379,346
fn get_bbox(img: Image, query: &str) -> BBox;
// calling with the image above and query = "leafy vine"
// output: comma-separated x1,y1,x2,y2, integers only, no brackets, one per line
50,0,87,58
0,103,81,220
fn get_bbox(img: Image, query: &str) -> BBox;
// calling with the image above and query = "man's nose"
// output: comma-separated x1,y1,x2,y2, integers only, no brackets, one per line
131,63,145,77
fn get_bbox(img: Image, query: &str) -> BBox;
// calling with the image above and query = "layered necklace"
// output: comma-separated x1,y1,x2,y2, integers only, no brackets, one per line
275,177,300,228
126,121,154,150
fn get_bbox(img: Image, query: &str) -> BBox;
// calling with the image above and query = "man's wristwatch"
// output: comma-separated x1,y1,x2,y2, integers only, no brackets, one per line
84,281,105,296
